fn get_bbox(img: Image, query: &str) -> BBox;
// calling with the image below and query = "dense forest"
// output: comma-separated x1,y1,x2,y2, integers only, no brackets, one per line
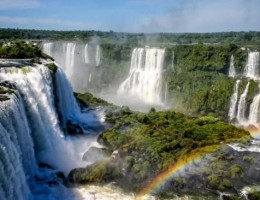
0,28,260,47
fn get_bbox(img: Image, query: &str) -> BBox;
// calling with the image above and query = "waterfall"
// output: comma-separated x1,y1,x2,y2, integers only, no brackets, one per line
55,67,86,127
95,45,101,66
0,62,105,199
42,42,53,56
237,81,250,123
164,82,168,103
84,44,89,64
118,47,165,106
244,52,260,80
89,73,92,82
55,68,103,133
65,43,76,79
42,42,102,92
0,65,63,150
0,94,37,175
228,55,236,77
248,85,260,125
0,96,36,200
228,80,241,121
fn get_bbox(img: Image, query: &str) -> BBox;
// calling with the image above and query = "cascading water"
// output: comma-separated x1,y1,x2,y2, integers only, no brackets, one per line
0,95,36,200
229,51,260,126
228,55,236,77
55,67,103,132
42,42,53,56
95,45,101,67
65,43,76,79
228,80,241,121
248,85,260,125
84,44,89,64
117,47,165,108
244,52,260,80
0,61,105,200
42,42,101,92
237,81,250,124
89,73,92,82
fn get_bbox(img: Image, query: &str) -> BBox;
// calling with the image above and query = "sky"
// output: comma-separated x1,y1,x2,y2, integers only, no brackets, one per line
0,0,259,33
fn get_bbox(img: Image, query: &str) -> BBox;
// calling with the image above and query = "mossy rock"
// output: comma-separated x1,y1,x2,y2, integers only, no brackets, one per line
229,164,244,178
68,161,107,183
0,86,13,94
243,156,256,164
46,63,58,73
247,191,260,200
75,92,111,107
221,194,240,200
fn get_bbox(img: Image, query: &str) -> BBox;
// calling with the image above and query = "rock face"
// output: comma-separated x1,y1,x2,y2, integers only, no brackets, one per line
68,143,260,198
66,120,84,135
83,146,106,163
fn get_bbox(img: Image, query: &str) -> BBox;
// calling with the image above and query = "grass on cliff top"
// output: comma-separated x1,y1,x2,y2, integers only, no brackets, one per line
75,92,114,108
101,108,250,171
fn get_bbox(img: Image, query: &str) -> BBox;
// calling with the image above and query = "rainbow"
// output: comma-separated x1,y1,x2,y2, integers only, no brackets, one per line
135,145,220,200
136,127,260,199
246,127,260,139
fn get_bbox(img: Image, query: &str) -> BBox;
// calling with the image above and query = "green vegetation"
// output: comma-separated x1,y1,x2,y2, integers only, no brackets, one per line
89,43,132,93
248,191,260,200
229,164,244,178
164,44,259,117
75,92,113,107
1,28,260,47
166,44,237,73
46,63,58,73
0,41,45,59
243,156,255,164
166,71,235,116
69,108,250,192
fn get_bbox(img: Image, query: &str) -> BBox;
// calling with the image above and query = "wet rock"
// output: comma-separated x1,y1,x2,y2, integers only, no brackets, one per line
66,120,84,135
0,95,10,101
83,146,106,163
38,162,54,169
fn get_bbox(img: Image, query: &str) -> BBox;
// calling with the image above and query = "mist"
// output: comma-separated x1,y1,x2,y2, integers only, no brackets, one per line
42,40,169,112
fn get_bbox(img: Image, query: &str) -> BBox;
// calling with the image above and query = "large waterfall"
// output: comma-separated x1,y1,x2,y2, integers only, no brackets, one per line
117,47,165,110
65,43,76,79
0,95,36,200
43,43,168,111
0,61,104,200
43,42,53,56
228,80,240,121
42,42,101,92
84,44,89,64
228,51,260,127
244,52,260,80
228,55,236,77
95,45,101,67
249,90,260,125
237,81,250,124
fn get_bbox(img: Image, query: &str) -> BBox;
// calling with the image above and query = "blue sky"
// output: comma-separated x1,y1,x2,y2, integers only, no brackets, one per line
0,0,259,33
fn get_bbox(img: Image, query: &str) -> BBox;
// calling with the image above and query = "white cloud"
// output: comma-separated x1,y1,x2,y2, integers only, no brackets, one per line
0,0,40,9
132,0,260,33
0,16,88,29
